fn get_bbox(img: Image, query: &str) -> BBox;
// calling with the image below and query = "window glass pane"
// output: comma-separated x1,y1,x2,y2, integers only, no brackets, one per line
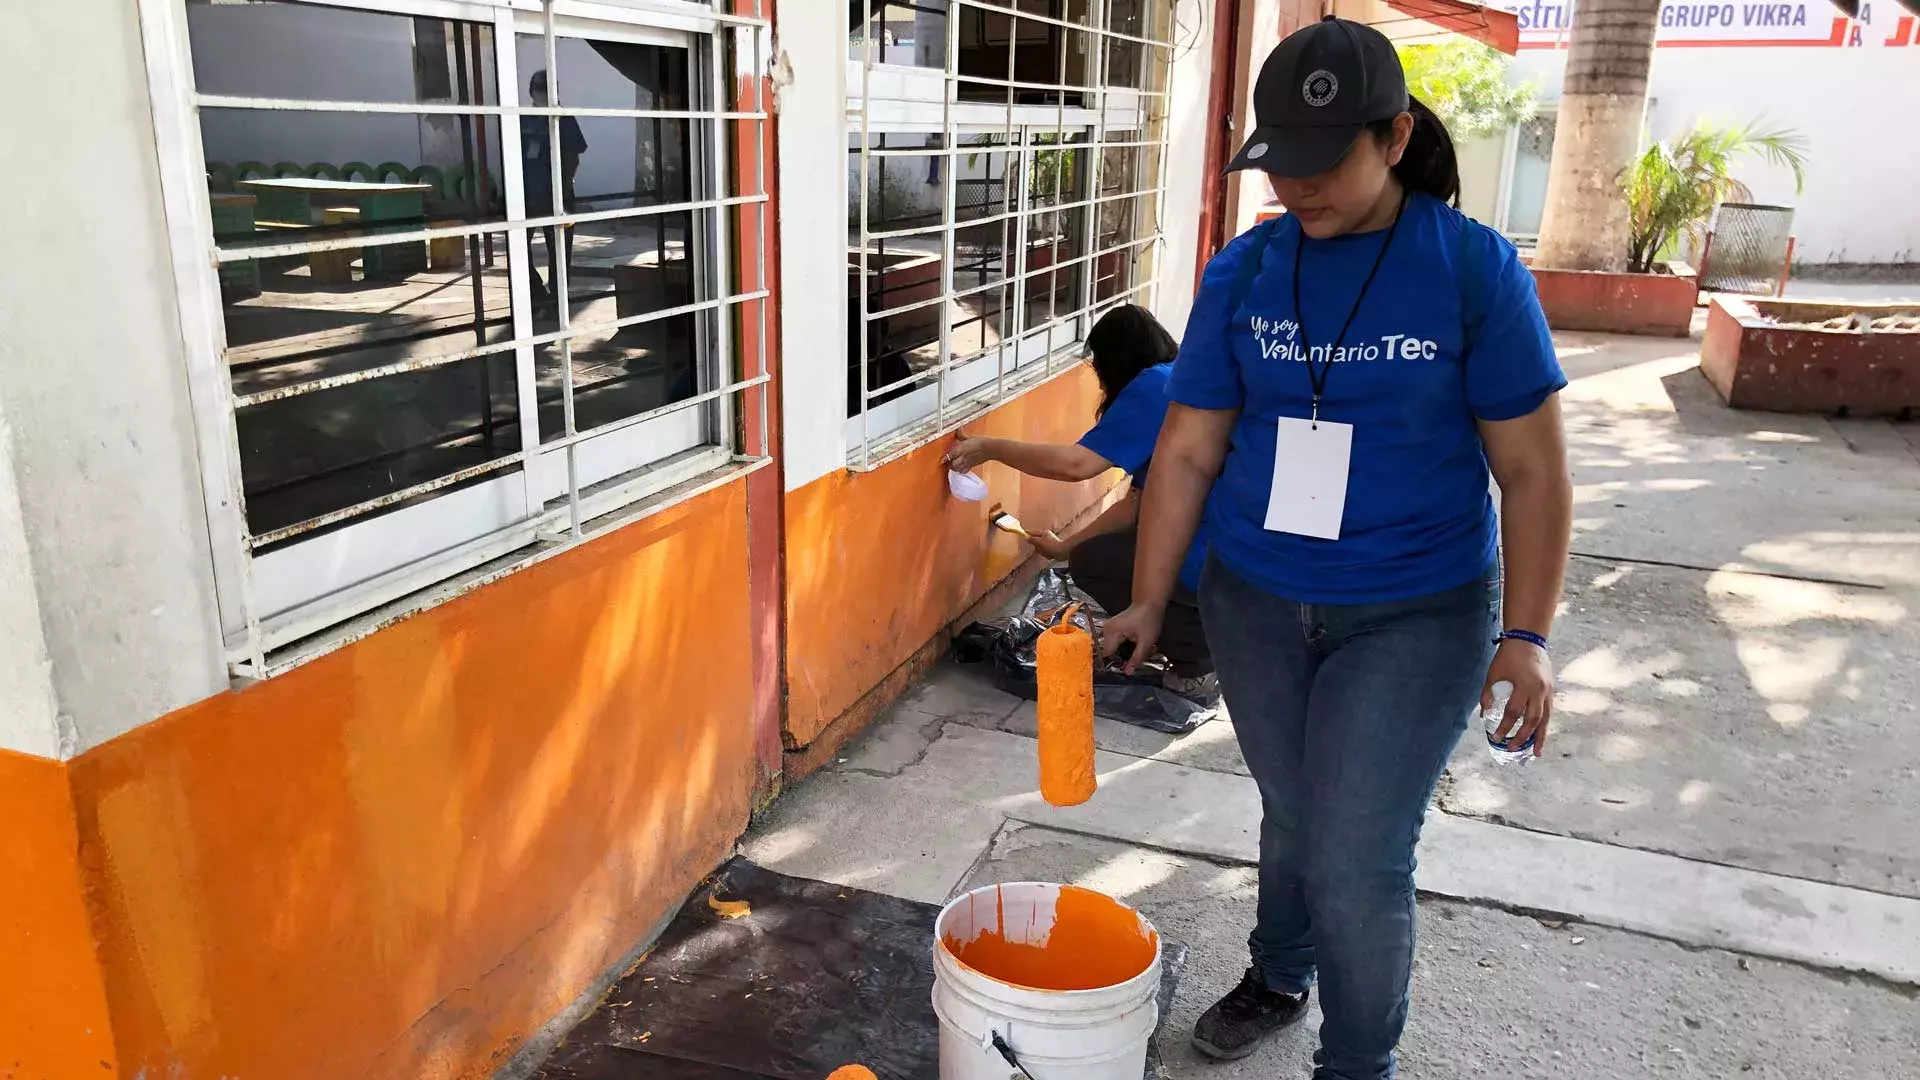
956,137,1016,225
846,132,950,412
537,208,710,440
512,36,698,217
560,210,703,332
202,109,509,251
850,1,949,69
1099,142,1142,197
515,36,689,111
1094,194,1148,302
228,231,522,547
955,133,1020,356
950,282,1012,363
956,6,1089,105
1021,137,1090,334
1106,0,1149,88
186,1,499,107
538,322,704,440
852,253,945,413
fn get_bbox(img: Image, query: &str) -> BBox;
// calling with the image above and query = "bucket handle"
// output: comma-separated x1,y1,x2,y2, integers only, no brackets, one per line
989,1032,1037,1080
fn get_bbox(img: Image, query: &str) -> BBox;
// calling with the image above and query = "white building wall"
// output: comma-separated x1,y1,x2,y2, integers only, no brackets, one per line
777,9,853,491
0,0,229,758
1156,0,1218,341
1490,2,1920,265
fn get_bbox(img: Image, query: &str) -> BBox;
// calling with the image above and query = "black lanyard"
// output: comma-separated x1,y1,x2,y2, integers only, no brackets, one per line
1291,190,1408,426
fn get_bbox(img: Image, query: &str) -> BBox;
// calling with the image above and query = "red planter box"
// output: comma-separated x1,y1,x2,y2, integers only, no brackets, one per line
1700,296,1920,416
1525,261,1699,338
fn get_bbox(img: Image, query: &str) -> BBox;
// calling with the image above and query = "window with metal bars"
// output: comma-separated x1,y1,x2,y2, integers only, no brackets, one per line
846,0,1173,468
153,0,771,676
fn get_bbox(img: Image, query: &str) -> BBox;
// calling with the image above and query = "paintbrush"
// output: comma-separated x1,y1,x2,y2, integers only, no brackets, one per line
991,512,1056,542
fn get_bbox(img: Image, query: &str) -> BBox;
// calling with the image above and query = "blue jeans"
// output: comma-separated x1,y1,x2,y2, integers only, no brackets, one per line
1199,555,1499,1080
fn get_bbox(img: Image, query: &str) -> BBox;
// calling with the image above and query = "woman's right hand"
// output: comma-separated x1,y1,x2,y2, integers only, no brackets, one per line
1099,603,1165,674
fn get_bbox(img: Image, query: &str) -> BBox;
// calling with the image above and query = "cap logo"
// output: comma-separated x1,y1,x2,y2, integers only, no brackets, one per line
1302,69,1339,107
1246,142,1269,161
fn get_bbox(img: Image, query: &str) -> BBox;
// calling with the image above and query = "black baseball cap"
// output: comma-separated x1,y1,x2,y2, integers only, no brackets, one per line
1225,16,1410,179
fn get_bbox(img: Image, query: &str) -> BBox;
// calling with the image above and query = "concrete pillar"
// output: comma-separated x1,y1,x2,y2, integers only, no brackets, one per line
1532,0,1661,272
0,393,63,761
0,0,229,757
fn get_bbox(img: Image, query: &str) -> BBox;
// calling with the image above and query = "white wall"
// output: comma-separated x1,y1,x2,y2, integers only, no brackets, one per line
0,0,229,758
1503,3,1920,265
1154,0,1217,340
778,8,854,490
1455,133,1507,225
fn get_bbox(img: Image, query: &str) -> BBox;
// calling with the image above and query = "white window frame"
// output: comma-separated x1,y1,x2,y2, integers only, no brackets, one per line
138,0,772,677
845,0,1175,469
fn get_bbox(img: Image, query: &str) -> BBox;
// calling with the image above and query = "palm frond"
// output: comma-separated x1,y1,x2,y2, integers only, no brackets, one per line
1624,118,1810,272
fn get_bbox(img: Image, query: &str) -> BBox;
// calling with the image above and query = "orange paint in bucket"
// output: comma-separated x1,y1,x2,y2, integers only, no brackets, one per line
940,885,1157,992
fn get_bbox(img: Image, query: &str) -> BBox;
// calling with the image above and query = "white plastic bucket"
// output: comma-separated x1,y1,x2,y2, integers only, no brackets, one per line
932,883,1162,1080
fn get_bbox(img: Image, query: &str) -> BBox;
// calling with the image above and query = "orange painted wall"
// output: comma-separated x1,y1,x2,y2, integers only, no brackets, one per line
784,368,1112,748
1,749,119,1080
64,482,755,1080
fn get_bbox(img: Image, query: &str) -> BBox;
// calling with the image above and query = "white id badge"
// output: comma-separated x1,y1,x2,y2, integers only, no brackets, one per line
1263,417,1353,539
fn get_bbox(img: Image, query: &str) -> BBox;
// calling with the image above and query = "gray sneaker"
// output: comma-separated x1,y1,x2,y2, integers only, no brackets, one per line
1163,670,1220,701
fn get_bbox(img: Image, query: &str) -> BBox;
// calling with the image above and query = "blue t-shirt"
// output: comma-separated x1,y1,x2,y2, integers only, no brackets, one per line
1077,363,1209,592
1167,194,1565,605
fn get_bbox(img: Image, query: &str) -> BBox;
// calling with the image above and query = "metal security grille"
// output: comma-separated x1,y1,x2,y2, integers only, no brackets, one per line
149,0,773,676
848,0,1174,468
1700,203,1796,296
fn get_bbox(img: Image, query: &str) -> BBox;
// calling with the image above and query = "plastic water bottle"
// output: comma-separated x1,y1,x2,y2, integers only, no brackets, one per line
1482,680,1533,765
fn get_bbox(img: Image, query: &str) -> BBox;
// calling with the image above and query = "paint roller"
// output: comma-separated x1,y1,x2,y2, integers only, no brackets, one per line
1035,603,1097,807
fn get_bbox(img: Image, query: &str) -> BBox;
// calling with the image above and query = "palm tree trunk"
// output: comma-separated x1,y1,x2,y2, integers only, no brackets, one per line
1533,0,1662,272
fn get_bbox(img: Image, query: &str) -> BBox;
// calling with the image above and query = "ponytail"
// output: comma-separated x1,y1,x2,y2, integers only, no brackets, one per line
1369,96,1459,207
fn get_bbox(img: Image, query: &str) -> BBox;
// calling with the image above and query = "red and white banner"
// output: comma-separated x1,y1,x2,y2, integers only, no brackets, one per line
1507,0,1917,47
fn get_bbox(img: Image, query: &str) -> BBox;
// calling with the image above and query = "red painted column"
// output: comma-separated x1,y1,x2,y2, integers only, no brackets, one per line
1194,0,1240,283
734,0,788,804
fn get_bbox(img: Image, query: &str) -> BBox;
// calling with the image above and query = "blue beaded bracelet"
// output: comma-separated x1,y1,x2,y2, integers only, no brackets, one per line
1497,629,1550,651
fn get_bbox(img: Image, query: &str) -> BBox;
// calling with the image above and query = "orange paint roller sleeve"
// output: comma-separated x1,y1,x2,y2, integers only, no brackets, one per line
1035,620,1097,807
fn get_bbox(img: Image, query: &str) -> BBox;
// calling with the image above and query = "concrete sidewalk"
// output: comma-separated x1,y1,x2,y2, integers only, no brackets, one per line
744,335,1920,1078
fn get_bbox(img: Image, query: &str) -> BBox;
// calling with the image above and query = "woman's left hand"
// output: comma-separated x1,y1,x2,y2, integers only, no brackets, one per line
943,431,996,472
1481,638,1555,757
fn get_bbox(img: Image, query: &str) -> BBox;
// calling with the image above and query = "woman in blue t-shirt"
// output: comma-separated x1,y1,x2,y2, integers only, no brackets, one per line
1103,18,1574,1078
943,304,1214,696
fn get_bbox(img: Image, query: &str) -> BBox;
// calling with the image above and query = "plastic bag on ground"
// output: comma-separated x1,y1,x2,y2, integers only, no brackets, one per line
950,567,1222,736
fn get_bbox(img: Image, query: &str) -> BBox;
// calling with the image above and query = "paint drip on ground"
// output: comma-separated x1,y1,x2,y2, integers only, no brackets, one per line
941,885,1157,992
708,894,752,920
